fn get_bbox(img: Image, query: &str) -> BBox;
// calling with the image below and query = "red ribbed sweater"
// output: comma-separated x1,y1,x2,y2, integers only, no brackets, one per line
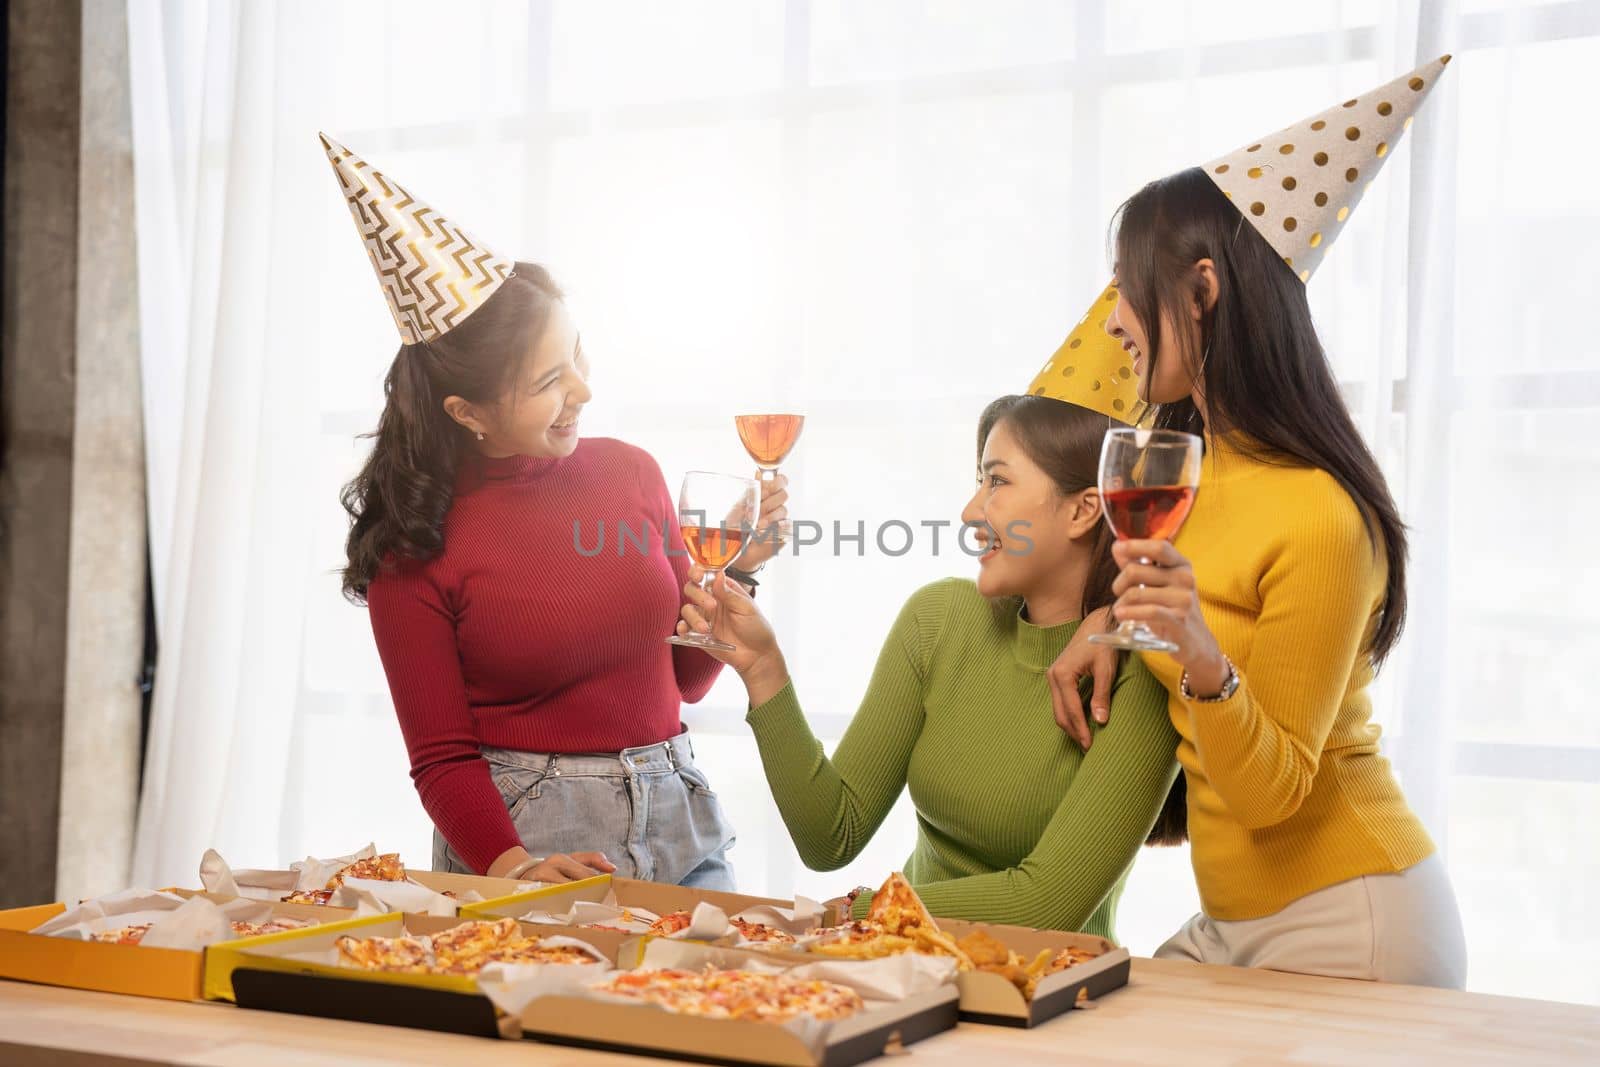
365,437,723,873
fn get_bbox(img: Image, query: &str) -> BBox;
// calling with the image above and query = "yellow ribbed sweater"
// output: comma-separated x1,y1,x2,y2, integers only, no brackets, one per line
1144,433,1435,920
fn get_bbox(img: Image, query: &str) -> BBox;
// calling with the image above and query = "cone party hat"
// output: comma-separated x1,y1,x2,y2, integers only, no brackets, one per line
1027,281,1144,424
320,133,515,345
1026,56,1451,415
1202,54,1451,282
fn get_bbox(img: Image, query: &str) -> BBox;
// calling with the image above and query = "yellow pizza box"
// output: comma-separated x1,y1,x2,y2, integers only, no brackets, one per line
215,912,624,1038
0,895,353,1003
463,873,793,926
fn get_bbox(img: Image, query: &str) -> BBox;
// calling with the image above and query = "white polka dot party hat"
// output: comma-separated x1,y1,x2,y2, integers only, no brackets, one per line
1203,54,1452,282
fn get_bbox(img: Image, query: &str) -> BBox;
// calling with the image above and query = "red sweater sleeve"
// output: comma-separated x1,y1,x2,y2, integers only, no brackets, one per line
636,451,723,704
366,564,521,874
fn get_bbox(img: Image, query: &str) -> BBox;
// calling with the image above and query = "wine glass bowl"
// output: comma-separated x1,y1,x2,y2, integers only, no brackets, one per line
735,414,804,480
1089,428,1204,654
666,471,761,652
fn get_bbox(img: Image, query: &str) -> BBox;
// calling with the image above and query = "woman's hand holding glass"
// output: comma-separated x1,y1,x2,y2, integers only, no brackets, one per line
1109,539,1231,696
731,473,790,570
676,566,790,705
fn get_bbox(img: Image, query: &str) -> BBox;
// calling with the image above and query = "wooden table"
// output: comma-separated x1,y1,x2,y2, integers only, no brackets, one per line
2,958,1596,1066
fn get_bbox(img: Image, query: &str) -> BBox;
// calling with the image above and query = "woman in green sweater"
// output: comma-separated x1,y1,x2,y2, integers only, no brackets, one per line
674,396,1182,938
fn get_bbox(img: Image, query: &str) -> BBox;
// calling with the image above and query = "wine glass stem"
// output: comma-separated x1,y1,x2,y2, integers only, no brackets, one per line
699,568,720,632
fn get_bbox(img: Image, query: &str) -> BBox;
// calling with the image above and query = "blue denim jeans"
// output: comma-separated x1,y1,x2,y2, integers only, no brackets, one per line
431,730,737,890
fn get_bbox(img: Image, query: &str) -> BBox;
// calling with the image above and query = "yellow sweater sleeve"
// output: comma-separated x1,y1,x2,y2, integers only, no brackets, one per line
1184,476,1383,829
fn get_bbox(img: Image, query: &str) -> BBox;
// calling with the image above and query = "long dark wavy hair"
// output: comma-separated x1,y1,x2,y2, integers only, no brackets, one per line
341,262,564,602
977,395,1188,846
1111,167,1408,667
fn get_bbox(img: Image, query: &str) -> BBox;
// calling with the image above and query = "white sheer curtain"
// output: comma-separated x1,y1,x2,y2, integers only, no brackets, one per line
127,0,1600,1004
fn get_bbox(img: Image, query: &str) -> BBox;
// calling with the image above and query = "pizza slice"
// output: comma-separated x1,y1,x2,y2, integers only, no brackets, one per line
730,918,797,945
279,888,334,906
334,931,433,973
229,917,312,939
595,968,862,1023
866,872,937,937
92,923,153,944
331,852,405,886
489,939,601,967
281,852,406,904
646,910,694,936
430,917,519,959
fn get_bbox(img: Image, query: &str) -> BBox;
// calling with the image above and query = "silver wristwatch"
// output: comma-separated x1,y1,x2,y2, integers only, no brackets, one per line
1181,655,1240,703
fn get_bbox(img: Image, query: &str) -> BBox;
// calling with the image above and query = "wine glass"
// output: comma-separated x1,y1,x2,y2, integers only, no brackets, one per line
735,414,804,482
1088,428,1204,653
735,413,803,549
666,471,761,651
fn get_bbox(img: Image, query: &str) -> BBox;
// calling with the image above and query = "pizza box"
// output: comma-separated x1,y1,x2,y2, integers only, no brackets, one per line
935,918,1130,1027
0,894,353,1002
462,873,795,931
518,939,961,1067
219,912,624,1039
199,861,544,913
711,917,1129,1028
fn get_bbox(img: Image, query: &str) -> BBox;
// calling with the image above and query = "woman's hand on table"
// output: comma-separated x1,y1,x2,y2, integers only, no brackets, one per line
489,846,616,882
529,852,617,883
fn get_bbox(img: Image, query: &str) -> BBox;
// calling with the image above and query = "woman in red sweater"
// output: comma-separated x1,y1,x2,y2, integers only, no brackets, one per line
324,135,786,888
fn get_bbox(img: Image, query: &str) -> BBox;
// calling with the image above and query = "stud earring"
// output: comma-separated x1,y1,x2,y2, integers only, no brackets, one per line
476,431,485,441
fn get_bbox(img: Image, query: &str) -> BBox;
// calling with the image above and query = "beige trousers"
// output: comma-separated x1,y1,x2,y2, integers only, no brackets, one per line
1156,854,1467,989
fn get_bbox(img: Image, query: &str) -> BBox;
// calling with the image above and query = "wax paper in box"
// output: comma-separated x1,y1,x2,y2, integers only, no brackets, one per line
200,845,539,916
30,889,315,949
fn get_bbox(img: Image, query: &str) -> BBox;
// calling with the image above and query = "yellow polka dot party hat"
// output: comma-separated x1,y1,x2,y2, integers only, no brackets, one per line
320,132,515,345
1027,281,1145,424
1203,54,1451,283
1027,55,1451,421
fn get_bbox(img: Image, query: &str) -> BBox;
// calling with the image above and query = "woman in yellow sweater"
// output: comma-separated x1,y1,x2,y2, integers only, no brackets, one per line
1052,165,1467,988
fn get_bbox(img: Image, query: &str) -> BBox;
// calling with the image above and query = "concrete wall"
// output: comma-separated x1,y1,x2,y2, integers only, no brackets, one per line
0,0,82,907
57,0,144,903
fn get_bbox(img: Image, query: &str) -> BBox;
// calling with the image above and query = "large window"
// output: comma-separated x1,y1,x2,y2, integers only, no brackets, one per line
135,0,1600,1005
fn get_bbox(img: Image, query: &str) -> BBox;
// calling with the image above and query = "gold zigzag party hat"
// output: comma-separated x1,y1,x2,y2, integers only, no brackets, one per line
320,133,515,345
1203,54,1451,282
1027,55,1451,417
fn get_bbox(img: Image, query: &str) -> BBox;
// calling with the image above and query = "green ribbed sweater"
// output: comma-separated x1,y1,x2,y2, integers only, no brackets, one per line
745,578,1180,939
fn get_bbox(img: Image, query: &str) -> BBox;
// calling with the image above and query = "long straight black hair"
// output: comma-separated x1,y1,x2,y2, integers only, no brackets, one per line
1111,167,1407,666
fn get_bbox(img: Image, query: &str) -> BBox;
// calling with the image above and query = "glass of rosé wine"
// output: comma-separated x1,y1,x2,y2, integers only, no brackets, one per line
666,470,760,652
1088,428,1203,653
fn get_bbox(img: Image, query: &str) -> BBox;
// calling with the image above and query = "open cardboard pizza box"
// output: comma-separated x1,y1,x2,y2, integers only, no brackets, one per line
197,851,544,914
517,938,961,1067
0,892,354,1002
935,918,1130,1027
218,911,626,1038
460,874,805,961
711,916,1130,1028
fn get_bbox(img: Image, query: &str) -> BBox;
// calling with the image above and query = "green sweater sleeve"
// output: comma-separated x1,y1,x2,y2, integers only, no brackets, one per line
854,658,1179,931
744,584,947,872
